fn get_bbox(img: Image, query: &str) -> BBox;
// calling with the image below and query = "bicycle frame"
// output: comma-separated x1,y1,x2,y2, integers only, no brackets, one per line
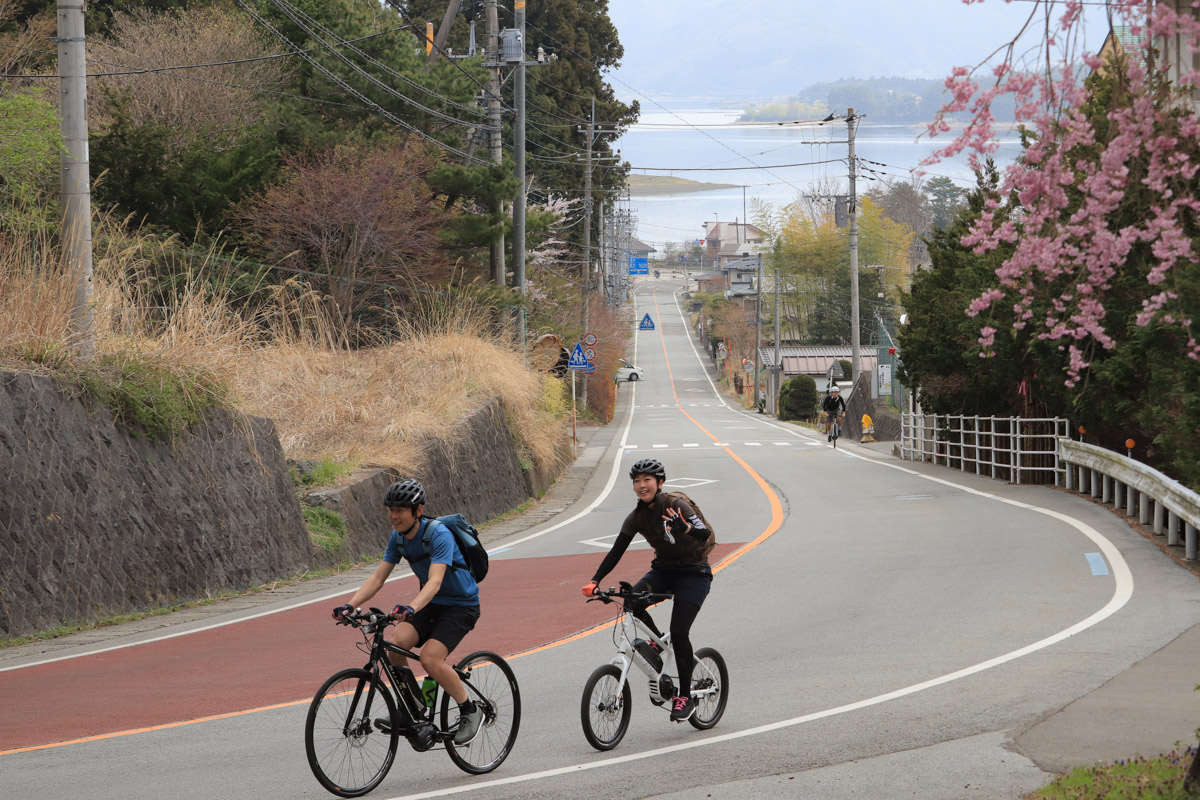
603,600,720,707
346,614,449,743
608,610,676,704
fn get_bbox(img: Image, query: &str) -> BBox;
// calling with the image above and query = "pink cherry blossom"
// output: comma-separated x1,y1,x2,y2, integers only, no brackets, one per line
928,0,1200,382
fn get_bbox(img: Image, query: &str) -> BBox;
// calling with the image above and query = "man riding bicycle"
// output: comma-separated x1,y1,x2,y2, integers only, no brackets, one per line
822,384,846,441
332,478,483,746
581,458,713,723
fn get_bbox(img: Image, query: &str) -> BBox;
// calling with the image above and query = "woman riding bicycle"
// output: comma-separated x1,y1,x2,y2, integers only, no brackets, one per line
581,458,713,723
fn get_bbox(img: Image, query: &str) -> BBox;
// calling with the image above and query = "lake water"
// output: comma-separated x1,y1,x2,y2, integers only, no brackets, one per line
617,108,1023,248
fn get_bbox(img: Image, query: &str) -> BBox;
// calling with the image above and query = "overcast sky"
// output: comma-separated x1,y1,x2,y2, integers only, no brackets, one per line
605,0,1113,103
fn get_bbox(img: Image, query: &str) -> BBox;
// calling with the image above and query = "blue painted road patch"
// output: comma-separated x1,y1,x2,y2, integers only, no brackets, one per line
1085,552,1109,576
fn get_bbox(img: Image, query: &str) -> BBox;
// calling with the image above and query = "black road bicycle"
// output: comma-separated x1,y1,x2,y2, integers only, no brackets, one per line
827,413,842,448
305,608,520,797
581,584,729,751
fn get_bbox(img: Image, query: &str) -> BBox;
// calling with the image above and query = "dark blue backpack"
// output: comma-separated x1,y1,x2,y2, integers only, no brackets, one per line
417,514,489,583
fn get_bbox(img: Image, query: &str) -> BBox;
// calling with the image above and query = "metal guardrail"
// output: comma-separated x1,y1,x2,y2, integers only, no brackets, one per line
900,414,1069,485
1060,439,1200,560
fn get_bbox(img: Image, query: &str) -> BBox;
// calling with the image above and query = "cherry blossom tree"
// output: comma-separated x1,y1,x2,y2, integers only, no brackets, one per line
926,0,1200,387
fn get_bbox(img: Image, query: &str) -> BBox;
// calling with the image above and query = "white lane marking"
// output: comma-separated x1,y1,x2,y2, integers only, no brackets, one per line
683,443,699,448
653,444,669,449
375,442,1136,800
746,442,762,447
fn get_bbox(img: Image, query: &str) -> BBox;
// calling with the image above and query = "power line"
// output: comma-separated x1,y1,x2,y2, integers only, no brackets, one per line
628,158,846,172
234,0,487,164
519,17,817,197
262,0,489,131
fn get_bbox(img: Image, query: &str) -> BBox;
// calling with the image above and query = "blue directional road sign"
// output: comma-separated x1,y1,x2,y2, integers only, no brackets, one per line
629,257,648,275
639,314,655,331
567,343,590,370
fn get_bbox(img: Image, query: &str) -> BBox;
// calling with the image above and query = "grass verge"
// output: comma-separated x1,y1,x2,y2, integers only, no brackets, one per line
1029,748,1199,799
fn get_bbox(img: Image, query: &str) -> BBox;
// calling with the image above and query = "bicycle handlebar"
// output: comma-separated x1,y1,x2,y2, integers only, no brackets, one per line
587,585,673,604
335,607,395,631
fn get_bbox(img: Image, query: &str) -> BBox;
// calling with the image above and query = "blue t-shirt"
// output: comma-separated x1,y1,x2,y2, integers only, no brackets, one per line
383,518,480,606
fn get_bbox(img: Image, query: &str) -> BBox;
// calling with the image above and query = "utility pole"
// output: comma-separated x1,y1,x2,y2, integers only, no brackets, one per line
58,0,94,358
772,259,781,415
512,0,527,346
485,0,504,285
598,198,606,305
848,108,862,386
424,0,463,70
580,98,594,409
754,252,762,409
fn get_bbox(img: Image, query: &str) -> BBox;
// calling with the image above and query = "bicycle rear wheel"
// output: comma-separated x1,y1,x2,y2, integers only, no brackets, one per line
441,650,521,774
689,647,728,730
581,663,631,751
305,668,399,798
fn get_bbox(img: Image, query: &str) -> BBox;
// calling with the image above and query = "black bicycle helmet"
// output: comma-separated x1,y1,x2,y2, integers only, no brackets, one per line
629,458,666,481
384,478,426,508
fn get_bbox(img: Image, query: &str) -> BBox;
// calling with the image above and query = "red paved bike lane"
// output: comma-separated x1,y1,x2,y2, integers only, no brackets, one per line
0,545,740,752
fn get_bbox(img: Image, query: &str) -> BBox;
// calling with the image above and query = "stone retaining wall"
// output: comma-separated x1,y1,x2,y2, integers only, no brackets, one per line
305,399,566,563
0,370,311,638
0,372,569,638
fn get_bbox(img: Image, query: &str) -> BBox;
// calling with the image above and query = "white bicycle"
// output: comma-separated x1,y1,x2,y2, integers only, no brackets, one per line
580,583,729,751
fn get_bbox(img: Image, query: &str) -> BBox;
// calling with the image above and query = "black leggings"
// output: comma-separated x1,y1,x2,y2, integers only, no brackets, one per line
630,579,703,697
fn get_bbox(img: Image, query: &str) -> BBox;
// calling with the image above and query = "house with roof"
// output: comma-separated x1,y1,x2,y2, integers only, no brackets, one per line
702,221,768,266
628,238,656,262
758,345,879,393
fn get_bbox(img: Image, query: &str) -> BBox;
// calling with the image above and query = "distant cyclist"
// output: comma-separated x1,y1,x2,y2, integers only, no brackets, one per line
331,478,483,746
581,458,713,723
822,384,846,441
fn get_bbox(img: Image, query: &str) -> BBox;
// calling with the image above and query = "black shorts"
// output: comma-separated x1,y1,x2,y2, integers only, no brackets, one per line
409,603,480,653
640,564,713,608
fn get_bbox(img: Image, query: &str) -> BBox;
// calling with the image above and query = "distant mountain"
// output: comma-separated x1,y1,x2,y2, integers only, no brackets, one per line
739,77,1016,124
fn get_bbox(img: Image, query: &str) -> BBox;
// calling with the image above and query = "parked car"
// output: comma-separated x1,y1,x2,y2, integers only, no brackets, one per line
615,359,644,382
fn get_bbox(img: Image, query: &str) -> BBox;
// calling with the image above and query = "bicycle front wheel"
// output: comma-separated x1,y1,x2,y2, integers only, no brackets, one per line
305,668,399,798
689,647,728,730
581,663,631,751
441,650,521,774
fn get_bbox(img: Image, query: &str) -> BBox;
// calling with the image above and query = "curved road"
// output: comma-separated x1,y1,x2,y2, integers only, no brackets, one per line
4,275,1200,799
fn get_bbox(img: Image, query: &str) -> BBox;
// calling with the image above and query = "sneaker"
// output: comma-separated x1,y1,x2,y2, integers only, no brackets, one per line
454,701,483,745
669,695,695,722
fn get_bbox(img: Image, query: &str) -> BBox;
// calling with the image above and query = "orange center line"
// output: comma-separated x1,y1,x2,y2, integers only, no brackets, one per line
650,290,785,574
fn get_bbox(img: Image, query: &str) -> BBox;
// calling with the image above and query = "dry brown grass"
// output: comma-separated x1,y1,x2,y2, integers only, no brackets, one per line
0,224,567,476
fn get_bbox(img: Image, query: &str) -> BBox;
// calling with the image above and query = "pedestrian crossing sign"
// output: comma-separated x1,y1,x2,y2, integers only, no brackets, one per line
567,343,590,370
639,314,655,331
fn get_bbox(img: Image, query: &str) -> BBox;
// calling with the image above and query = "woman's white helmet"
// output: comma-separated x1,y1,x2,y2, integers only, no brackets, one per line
830,384,840,393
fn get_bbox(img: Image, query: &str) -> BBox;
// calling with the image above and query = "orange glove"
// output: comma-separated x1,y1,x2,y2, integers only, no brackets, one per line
582,581,599,597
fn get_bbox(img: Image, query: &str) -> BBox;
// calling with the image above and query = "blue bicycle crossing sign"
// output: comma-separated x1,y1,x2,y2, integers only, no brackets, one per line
567,343,590,370
639,314,655,331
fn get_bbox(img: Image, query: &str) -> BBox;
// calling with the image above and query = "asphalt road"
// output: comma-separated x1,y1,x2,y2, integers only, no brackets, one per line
5,275,1200,799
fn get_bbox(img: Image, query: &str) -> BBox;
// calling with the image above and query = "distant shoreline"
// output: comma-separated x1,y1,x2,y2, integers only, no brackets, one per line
628,175,741,196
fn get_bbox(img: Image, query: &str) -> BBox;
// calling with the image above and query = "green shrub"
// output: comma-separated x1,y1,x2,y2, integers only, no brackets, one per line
73,353,227,442
1031,748,1196,799
779,374,818,421
303,505,348,555
291,460,355,488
